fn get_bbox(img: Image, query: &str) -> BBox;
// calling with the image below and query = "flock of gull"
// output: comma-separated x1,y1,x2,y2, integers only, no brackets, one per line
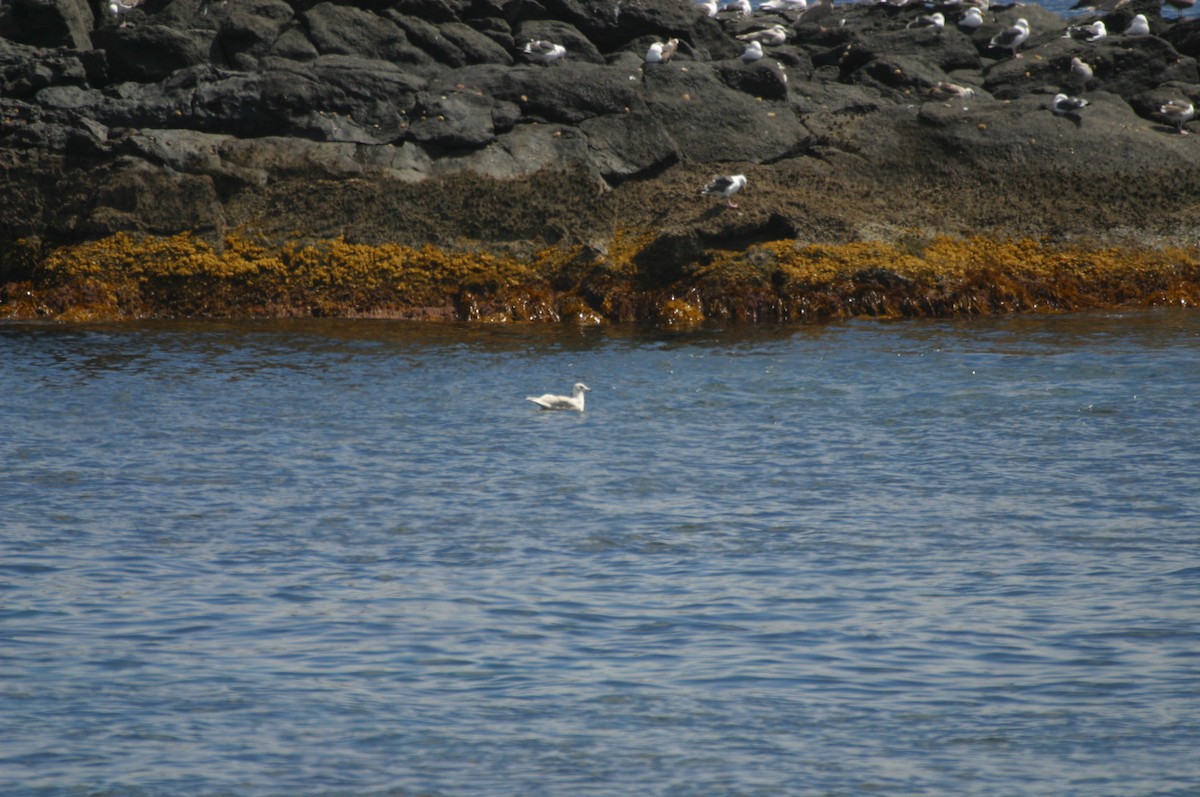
518,0,1198,205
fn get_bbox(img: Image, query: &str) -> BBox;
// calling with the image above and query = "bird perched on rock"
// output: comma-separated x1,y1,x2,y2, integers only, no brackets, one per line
958,7,984,29
1064,20,1106,42
1069,56,1094,89
907,12,945,29
1051,92,1089,126
646,38,679,64
737,25,790,46
1159,99,1195,134
798,0,835,27
1123,14,1150,35
527,383,591,411
990,18,1030,58
930,81,977,100
740,40,765,62
108,0,143,27
723,0,753,17
522,40,567,66
697,0,719,16
702,174,748,208
760,0,808,12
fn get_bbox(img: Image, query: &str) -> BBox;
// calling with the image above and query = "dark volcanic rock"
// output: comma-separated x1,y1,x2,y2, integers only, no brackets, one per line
302,2,432,66
642,61,806,163
3,0,1200,261
213,1,295,69
91,24,213,83
0,0,95,51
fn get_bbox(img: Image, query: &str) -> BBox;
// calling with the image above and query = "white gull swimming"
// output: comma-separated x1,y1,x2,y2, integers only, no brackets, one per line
527,383,591,411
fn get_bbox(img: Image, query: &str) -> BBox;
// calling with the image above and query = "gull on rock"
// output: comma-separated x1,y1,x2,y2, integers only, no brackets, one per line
702,174,747,208
1123,14,1150,35
740,40,765,62
109,0,143,26
527,383,591,411
930,81,976,100
760,0,807,12
645,38,679,64
738,24,790,45
1160,100,1195,134
990,18,1030,58
523,40,567,65
1070,56,1094,87
724,0,753,16
907,12,945,29
798,0,834,26
958,7,984,29
1051,92,1089,126
1064,20,1106,42
696,0,719,17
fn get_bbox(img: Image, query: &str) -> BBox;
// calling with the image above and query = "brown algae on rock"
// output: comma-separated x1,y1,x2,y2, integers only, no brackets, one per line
3,231,1199,324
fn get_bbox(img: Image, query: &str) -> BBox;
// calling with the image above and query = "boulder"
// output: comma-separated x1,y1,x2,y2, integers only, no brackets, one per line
642,61,807,163
213,1,295,68
579,108,679,182
91,24,213,83
0,0,95,51
302,2,433,67
0,39,98,99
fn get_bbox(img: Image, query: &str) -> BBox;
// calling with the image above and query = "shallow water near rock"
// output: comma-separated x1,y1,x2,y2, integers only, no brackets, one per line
2,310,1199,796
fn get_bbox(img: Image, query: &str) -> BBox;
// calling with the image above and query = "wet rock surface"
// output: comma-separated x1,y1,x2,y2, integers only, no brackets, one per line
3,0,1200,293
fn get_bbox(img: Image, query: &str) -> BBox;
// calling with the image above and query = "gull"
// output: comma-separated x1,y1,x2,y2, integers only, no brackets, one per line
1064,20,1106,42
737,25,790,45
1051,92,1088,126
702,174,747,208
109,0,143,27
930,81,977,99
1160,99,1195,134
723,0,753,16
1123,14,1150,35
1070,56,1094,88
760,0,808,11
696,0,719,17
522,40,567,65
990,18,1030,59
798,0,834,26
527,383,591,411
740,40,765,62
958,7,984,29
646,38,679,64
907,12,945,29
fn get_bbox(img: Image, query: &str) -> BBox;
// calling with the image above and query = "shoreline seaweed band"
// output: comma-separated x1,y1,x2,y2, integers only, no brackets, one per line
2,231,1198,324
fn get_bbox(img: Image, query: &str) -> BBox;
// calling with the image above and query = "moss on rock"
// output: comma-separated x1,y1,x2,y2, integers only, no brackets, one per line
3,230,1198,324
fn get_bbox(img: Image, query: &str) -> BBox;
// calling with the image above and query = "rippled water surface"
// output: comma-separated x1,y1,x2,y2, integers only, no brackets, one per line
2,311,1199,796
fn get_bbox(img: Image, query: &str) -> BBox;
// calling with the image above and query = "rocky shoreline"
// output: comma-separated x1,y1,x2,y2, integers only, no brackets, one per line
3,0,1200,322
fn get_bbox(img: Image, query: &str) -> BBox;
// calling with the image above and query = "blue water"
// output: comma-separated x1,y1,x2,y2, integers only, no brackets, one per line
2,310,1199,796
